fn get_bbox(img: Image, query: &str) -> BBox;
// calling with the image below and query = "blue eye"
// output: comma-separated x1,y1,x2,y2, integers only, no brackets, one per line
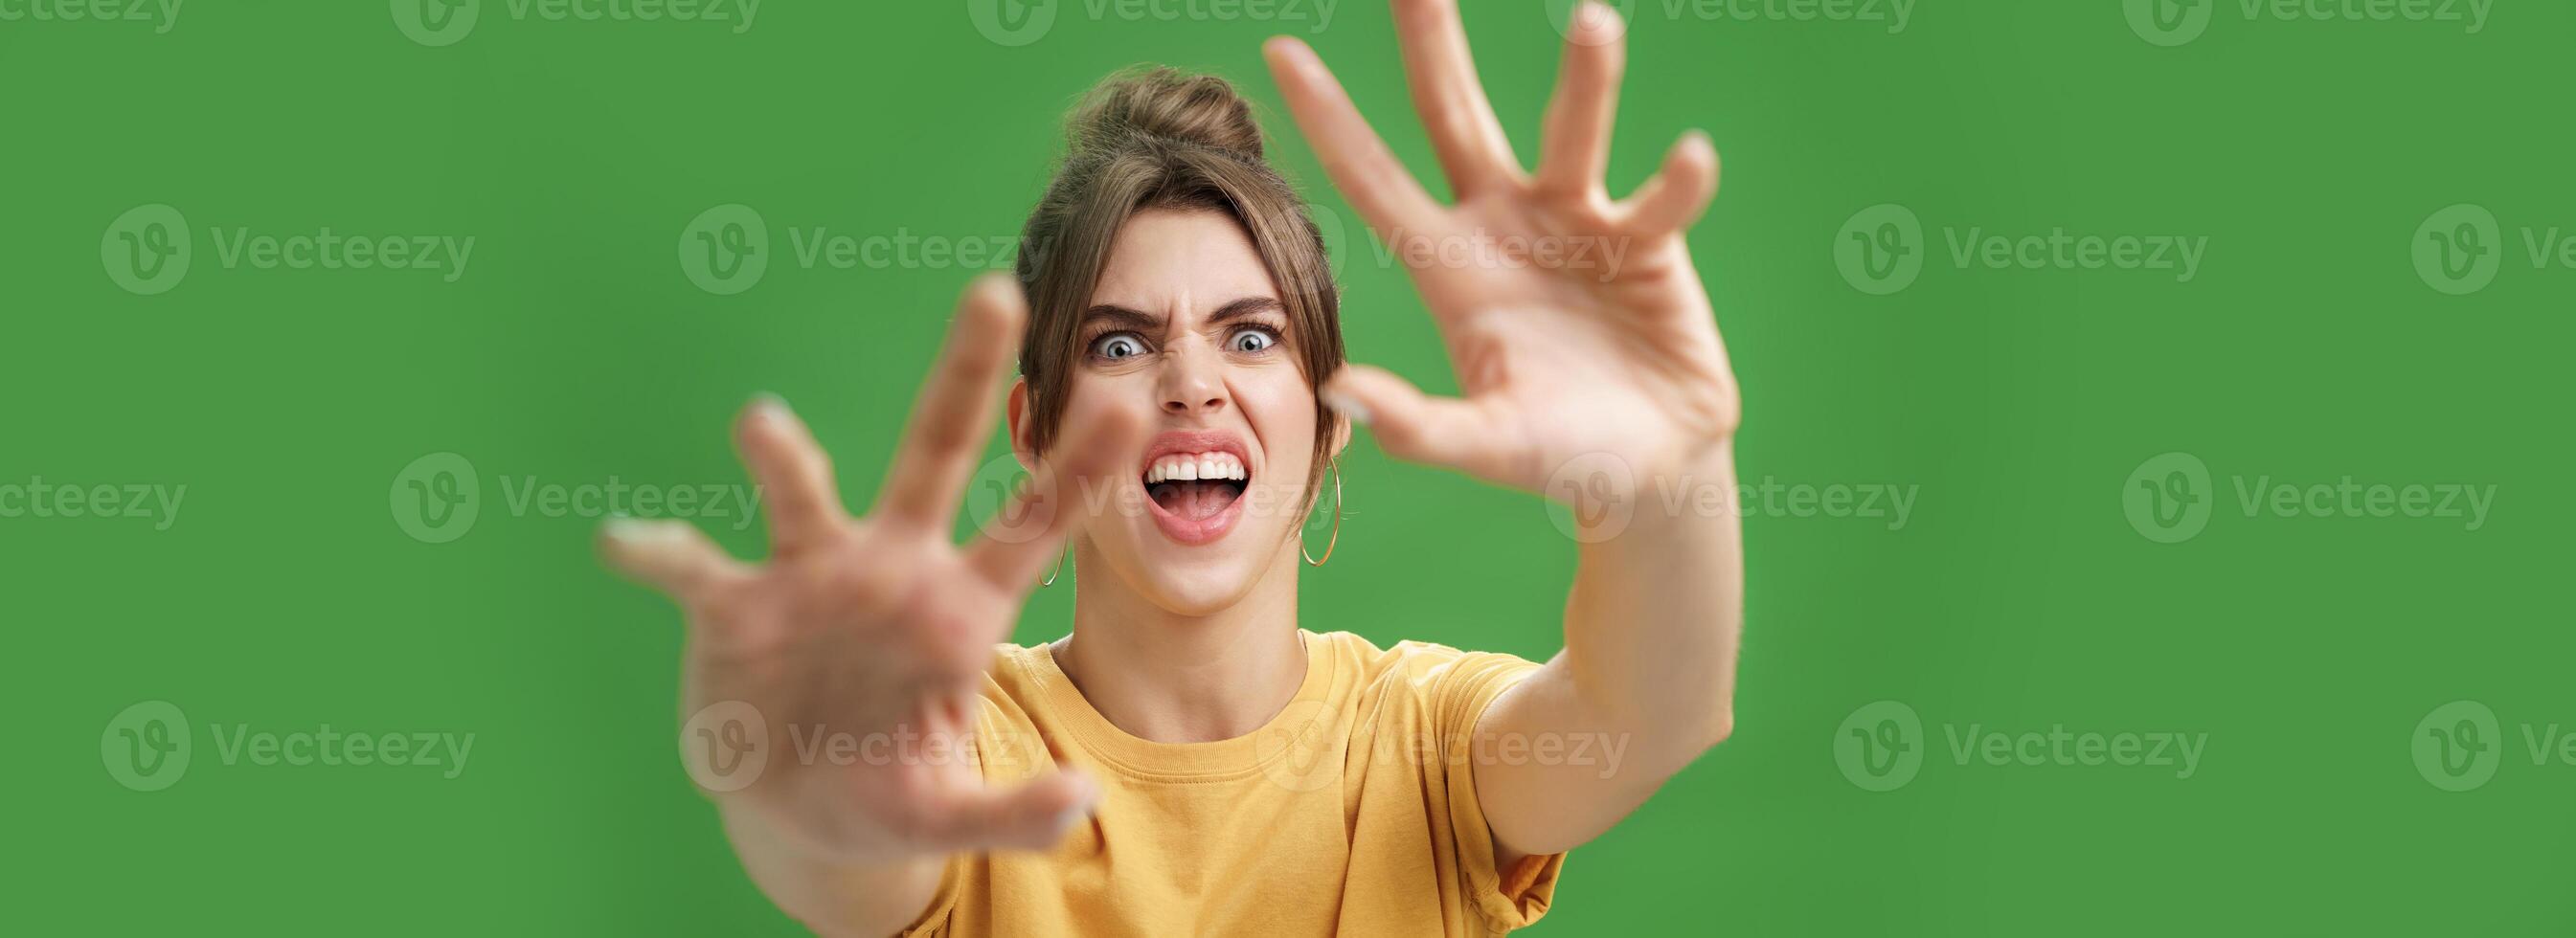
1093,333,1145,360
1228,327,1277,353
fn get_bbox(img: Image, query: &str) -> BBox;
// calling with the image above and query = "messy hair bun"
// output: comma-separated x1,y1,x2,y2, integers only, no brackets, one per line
1015,66,1344,512
1067,66,1265,162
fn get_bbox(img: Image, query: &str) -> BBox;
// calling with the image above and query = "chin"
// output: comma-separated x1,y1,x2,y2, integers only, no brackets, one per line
1128,555,1276,616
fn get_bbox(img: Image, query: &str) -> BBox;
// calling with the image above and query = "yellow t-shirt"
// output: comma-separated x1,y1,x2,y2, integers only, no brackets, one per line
901,630,1566,936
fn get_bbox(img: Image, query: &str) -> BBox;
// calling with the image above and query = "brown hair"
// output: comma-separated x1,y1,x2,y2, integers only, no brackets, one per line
1014,66,1344,507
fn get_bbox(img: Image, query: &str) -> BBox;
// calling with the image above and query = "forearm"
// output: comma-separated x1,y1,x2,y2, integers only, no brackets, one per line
719,801,946,938
1559,438,1744,770
1475,439,1744,858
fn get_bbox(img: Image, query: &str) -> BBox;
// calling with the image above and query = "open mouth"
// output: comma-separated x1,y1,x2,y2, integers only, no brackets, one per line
1139,432,1252,546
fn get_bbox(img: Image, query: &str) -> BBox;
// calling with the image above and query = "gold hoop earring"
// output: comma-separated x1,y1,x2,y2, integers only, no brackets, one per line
1302,460,1342,568
1040,546,1069,587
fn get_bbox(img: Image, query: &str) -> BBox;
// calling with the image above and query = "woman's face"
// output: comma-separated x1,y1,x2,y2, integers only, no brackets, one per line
1020,208,1330,615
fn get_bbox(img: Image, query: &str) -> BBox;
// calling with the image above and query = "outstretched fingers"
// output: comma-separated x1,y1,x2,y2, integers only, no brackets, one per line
1389,0,1525,195
1263,36,1445,235
965,396,1146,591
1618,131,1721,237
735,395,849,555
1535,1,1629,199
914,769,1100,853
1322,364,1519,483
599,517,748,607
874,274,1028,533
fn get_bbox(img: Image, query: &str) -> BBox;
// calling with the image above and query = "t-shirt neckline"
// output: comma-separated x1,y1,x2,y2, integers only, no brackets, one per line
1018,629,1340,781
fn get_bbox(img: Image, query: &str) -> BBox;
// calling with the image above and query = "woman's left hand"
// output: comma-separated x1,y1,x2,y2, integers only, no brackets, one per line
1264,0,1737,498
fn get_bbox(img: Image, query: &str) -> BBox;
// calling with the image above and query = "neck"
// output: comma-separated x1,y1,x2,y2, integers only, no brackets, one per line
1054,539,1307,744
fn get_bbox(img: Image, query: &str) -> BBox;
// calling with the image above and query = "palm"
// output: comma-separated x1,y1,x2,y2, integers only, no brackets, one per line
1267,0,1737,491
603,278,1139,861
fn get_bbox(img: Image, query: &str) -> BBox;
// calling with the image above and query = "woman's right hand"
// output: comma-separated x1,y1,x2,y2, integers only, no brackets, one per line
600,274,1140,867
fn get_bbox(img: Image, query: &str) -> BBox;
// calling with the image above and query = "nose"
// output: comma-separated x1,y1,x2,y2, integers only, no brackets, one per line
1158,344,1230,417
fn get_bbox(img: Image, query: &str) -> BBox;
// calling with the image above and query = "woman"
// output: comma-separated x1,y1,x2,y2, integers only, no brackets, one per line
601,1,1740,933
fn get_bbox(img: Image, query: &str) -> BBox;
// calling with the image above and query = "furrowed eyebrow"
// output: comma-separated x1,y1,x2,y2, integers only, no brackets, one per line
1078,297,1281,333
1077,304,1163,332
1206,296,1284,325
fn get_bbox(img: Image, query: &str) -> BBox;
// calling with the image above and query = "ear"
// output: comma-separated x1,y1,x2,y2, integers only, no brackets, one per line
1007,379,1036,472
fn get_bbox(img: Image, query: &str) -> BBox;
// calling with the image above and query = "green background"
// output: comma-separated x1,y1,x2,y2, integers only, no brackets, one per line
9,0,2570,933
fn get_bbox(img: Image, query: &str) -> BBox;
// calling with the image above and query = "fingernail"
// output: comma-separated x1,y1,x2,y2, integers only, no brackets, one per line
600,513,642,542
750,391,790,418
1319,388,1371,426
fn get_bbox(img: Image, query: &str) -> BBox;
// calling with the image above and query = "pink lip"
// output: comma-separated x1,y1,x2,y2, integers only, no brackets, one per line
1139,430,1253,547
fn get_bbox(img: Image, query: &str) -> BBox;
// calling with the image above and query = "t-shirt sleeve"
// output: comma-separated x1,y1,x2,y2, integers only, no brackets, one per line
1412,642,1568,933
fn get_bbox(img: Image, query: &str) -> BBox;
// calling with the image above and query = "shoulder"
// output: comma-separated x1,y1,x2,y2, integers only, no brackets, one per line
1308,631,1548,731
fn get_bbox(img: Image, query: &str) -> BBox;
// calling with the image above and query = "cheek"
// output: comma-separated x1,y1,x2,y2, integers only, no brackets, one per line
1232,368,1318,477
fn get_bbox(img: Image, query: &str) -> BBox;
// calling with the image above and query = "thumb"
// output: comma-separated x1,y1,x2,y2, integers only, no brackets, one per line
915,769,1100,853
1321,365,1508,479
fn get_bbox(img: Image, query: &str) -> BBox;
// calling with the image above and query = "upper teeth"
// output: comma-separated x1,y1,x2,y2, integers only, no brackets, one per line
1146,452,1246,483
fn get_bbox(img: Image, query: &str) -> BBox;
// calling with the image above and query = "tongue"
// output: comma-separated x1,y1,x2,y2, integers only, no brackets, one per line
1152,480,1236,521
